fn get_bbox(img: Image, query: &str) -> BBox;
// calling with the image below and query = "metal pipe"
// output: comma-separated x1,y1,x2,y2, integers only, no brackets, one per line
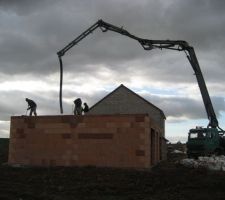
59,56,63,114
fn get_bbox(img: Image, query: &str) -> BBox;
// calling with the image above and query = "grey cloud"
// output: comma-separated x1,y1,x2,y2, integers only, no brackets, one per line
0,0,224,77
167,136,187,143
63,89,108,106
164,0,225,48
0,0,54,15
143,94,225,121
2,86,224,122
52,87,225,122
0,84,224,138
0,88,107,121
0,91,31,120
0,90,59,120
0,32,48,74
0,0,225,137
0,0,225,92
0,121,10,137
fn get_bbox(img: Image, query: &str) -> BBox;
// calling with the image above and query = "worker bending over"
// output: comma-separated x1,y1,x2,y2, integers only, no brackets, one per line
73,98,89,115
74,98,82,115
25,98,37,116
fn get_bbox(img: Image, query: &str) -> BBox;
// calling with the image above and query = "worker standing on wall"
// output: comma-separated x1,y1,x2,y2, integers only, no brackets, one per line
82,102,89,114
25,98,37,116
74,98,82,115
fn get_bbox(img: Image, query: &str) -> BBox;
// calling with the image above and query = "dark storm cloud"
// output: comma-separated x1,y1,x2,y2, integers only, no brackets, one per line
165,0,225,48
0,0,225,138
0,0,225,79
0,0,52,15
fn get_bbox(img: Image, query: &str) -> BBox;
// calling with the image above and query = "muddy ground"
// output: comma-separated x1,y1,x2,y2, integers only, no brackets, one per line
1,139,225,200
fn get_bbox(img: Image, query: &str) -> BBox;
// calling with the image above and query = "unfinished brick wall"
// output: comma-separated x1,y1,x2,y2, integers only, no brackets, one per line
8,114,162,168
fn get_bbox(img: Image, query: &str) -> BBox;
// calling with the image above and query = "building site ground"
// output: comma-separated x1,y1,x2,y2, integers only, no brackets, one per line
1,138,225,200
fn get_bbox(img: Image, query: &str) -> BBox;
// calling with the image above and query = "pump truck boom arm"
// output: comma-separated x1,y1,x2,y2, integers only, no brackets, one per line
57,19,218,129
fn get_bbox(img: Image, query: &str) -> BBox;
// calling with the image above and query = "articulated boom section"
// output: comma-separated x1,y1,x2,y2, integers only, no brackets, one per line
57,19,221,130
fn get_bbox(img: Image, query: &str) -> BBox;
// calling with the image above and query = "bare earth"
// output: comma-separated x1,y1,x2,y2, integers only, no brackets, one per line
1,139,225,200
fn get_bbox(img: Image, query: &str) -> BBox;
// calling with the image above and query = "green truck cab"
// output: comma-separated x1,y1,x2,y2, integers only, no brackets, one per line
187,127,225,158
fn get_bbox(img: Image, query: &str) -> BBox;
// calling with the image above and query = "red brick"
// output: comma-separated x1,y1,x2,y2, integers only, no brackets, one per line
16,128,24,134
62,133,72,139
9,114,161,168
135,116,145,122
17,132,26,139
27,123,35,129
78,133,113,139
135,150,145,156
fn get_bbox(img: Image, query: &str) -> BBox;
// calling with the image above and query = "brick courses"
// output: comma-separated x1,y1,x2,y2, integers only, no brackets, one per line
8,114,162,168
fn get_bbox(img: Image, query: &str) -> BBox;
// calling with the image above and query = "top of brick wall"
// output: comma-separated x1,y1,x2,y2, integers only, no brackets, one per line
12,113,148,119
11,113,163,133
11,114,150,123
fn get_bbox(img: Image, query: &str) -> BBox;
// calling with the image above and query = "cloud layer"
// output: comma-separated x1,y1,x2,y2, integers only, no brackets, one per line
0,0,225,140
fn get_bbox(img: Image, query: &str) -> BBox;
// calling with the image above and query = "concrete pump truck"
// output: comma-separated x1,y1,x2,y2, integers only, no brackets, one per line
57,19,225,158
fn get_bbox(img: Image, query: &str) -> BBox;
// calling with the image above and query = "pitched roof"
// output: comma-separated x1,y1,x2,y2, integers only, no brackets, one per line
89,84,166,119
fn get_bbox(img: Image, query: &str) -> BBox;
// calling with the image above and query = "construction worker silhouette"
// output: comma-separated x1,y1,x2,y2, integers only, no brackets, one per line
25,98,37,116
83,102,89,114
74,98,82,115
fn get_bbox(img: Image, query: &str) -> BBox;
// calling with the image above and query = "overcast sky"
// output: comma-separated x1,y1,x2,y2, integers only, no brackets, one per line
0,0,225,142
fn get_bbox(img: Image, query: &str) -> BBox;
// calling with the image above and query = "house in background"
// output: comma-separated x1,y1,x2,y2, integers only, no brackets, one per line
88,84,167,161
89,84,165,133
8,84,167,168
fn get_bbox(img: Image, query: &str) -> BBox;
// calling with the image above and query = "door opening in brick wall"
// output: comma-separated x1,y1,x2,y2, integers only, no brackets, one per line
150,128,156,165
159,135,162,160
156,131,159,162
